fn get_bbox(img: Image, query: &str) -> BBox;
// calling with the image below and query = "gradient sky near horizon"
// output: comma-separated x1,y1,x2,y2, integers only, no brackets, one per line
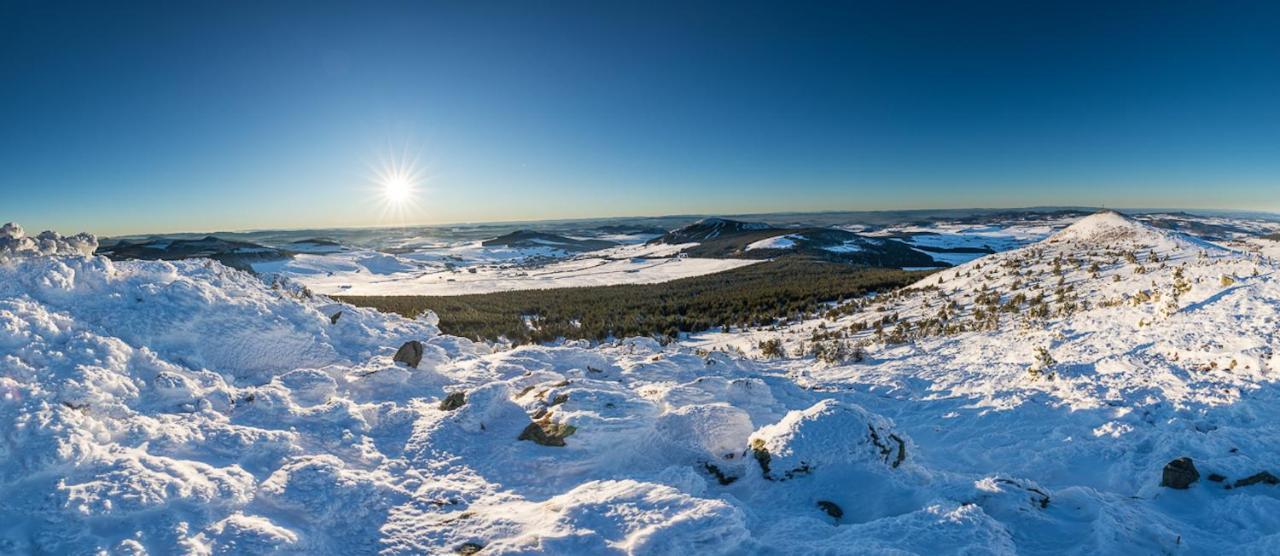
2,1,1279,236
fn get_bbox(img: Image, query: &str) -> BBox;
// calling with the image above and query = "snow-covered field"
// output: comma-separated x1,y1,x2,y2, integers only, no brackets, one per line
5,214,1280,554
253,241,758,296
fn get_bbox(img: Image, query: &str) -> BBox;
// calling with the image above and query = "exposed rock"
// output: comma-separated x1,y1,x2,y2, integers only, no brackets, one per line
1160,457,1200,489
393,340,424,368
702,462,738,486
549,393,569,406
455,542,484,555
1233,471,1279,488
518,420,576,447
991,478,1050,509
1208,473,1226,483
817,500,843,519
329,311,342,325
439,391,467,411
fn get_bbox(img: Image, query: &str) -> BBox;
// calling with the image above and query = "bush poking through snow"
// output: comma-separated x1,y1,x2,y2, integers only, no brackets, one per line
759,338,784,359
1028,346,1057,379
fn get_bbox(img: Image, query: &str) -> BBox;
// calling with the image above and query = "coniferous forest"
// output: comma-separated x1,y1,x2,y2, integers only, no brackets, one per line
339,259,930,344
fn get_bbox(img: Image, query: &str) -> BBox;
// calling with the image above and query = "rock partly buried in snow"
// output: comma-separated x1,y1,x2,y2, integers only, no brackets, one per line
817,500,844,519
393,340,424,368
439,391,467,411
1233,471,1279,488
455,542,484,555
518,419,577,447
329,311,342,325
1160,457,1200,489
748,399,910,481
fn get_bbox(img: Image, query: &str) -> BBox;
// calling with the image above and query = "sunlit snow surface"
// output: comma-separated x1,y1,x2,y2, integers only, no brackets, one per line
254,240,758,296
4,214,1280,553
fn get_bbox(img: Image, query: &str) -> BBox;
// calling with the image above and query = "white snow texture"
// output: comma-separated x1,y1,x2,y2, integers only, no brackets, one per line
2,213,1280,554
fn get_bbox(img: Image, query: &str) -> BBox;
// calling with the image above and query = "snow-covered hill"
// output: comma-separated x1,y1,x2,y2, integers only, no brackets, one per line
3,214,1280,554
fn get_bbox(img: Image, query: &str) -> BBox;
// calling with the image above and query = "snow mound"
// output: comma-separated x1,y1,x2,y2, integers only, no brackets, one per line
750,399,913,479
0,222,97,259
1047,210,1225,252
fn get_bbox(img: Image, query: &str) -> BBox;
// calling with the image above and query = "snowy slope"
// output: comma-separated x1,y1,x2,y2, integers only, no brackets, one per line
4,214,1280,554
690,211,1280,552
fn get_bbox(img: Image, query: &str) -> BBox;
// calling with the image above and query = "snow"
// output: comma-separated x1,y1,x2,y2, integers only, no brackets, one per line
821,240,865,254
5,212,1280,553
256,242,757,296
745,234,801,251
0,222,97,258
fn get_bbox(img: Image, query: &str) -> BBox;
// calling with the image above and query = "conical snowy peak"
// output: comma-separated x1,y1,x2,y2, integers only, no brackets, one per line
1048,210,1151,243
1046,210,1226,253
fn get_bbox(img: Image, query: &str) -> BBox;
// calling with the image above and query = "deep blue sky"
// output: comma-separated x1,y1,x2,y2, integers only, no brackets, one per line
2,1,1278,235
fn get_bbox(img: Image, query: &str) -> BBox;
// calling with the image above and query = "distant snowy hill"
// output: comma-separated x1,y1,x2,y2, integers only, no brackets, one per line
481,230,617,252
97,235,291,271
4,213,1280,554
653,218,943,268
650,217,774,244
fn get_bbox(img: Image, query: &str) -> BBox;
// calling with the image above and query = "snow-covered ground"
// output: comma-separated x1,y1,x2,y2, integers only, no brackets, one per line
255,218,1075,296
5,213,1280,554
254,241,758,296
745,234,801,251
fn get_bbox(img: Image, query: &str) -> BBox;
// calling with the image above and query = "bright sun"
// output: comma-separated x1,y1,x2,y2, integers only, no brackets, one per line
383,174,412,203
369,149,428,222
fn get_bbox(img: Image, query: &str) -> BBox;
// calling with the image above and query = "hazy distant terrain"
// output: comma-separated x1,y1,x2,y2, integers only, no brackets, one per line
95,208,1280,298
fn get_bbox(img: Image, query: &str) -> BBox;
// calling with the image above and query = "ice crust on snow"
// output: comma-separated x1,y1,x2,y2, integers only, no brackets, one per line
4,214,1280,554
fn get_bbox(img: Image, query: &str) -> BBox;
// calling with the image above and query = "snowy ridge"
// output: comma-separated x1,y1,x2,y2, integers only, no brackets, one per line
685,211,1280,552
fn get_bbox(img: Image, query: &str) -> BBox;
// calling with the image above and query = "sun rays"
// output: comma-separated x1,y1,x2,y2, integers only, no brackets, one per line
367,147,432,225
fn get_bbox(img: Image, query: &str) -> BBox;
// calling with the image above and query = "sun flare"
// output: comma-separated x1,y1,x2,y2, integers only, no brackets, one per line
368,149,430,223
383,174,413,204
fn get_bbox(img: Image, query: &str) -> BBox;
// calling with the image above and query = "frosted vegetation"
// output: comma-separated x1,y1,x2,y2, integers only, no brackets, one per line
3,212,1280,554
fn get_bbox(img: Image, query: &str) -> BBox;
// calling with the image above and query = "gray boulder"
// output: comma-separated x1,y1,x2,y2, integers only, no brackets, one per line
393,340,424,368
1160,457,1200,489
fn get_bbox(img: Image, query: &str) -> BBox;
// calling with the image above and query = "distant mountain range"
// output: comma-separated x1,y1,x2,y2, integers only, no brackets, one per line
652,218,942,267
481,230,618,252
96,236,290,271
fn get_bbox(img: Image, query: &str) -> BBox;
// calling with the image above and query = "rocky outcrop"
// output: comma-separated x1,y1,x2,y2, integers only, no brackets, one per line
1160,457,1199,489
1233,471,1279,488
393,340,424,368
439,391,467,411
817,500,843,519
518,420,577,447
